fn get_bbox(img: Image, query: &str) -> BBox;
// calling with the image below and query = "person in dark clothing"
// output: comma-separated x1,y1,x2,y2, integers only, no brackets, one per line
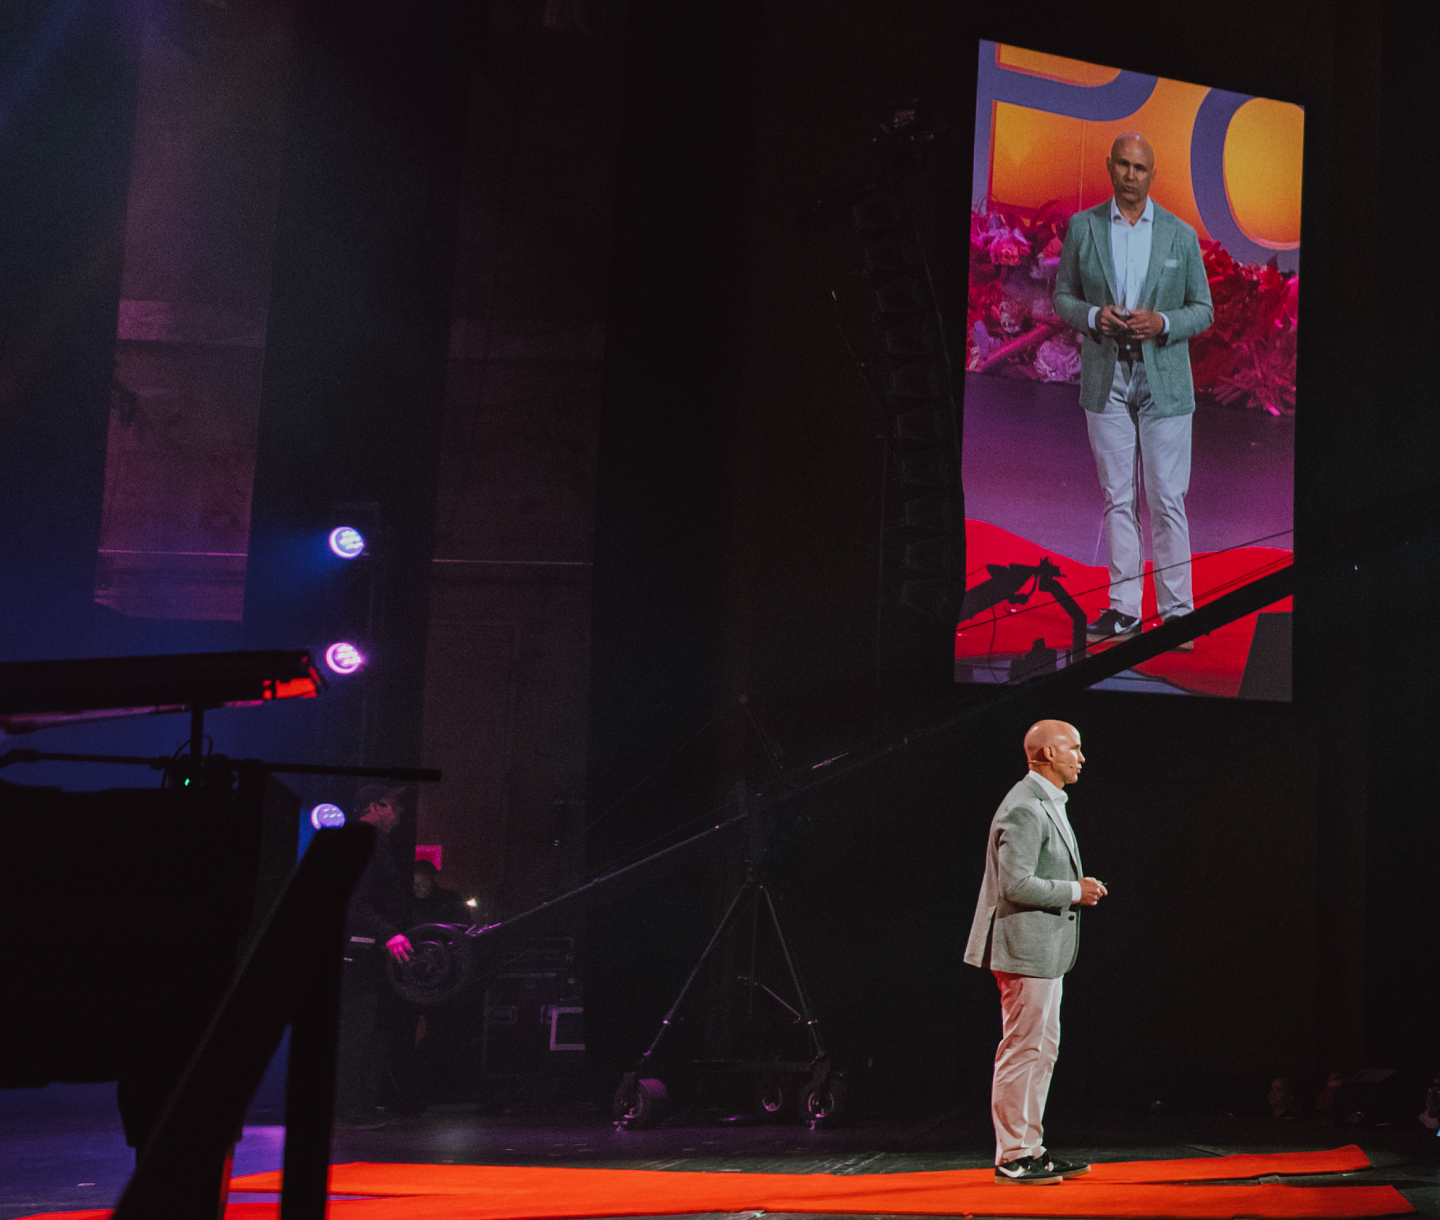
411,858,470,926
347,786,412,961
335,784,415,1125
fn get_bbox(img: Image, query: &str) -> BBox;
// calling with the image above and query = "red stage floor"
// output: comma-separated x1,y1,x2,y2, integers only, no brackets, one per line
20,1146,1411,1220
956,520,1293,697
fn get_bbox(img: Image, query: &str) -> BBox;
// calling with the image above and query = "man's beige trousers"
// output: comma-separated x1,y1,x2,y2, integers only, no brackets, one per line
991,970,1064,1164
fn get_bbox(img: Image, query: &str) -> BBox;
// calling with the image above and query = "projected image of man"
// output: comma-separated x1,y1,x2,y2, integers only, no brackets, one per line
1053,134,1213,644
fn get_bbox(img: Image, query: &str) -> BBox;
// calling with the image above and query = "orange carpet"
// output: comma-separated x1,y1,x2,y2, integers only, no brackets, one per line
20,1146,1412,1220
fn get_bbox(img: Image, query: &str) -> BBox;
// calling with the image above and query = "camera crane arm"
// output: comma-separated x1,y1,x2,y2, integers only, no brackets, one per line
957,558,1088,665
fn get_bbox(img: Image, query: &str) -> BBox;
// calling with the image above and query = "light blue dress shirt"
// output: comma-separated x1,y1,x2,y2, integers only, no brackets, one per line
1087,195,1171,336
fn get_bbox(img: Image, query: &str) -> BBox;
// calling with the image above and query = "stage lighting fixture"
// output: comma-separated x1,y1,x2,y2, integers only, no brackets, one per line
328,526,366,559
324,642,365,675
310,803,346,830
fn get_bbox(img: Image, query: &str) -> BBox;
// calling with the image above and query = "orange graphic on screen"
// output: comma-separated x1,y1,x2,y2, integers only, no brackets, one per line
985,44,1302,252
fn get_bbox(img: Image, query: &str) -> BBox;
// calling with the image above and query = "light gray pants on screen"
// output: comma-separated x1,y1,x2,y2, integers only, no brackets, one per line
992,970,1064,1164
1085,361,1194,621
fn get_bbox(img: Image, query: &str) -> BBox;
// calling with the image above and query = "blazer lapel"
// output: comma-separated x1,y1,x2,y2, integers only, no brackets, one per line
1141,209,1175,310
1090,207,1118,305
1024,774,1082,875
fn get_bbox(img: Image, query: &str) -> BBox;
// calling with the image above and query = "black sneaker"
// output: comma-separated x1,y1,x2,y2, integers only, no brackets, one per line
994,1155,1062,1184
1042,1152,1091,1177
1086,608,1140,643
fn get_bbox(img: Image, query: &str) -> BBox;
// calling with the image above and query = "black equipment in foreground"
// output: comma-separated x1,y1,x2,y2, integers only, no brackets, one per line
0,649,442,1220
0,766,373,1219
114,823,374,1220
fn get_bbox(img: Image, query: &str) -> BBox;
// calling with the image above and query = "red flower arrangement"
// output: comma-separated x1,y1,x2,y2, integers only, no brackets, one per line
1187,241,1299,415
968,204,1299,414
967,205,1076,379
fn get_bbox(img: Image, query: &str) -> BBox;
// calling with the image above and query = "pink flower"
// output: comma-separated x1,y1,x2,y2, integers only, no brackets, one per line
990,233,1026,265
1034,336,1081,383
995,295,1029,334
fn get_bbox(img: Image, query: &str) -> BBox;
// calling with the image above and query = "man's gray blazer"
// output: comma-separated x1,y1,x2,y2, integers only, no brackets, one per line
964,774,1082,979
1052,198,1213,418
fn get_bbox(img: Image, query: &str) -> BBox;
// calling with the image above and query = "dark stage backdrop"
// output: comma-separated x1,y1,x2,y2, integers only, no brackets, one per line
583,0,764,1083
587,0,1440,1116
0,1,140,660
238,0,477,792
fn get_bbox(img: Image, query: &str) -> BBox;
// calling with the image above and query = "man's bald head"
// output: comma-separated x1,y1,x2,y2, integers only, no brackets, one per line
1106,133,1155,216
1109,132,1154,168
1024,719,1085,787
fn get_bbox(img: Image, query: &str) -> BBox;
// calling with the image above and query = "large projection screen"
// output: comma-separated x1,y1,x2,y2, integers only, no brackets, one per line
956,42,1298,699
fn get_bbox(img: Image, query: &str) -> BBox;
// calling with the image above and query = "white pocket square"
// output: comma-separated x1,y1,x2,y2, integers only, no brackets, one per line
1164,258,1180,267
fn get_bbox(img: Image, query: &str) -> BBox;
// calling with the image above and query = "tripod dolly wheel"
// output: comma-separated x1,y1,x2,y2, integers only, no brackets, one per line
613,1076,668,1129
385,923,472,1005
755,1076,790,1120
798,1076,850,1129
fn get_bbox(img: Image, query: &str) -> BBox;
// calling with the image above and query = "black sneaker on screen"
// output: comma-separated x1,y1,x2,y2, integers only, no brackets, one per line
1085,608,1140,643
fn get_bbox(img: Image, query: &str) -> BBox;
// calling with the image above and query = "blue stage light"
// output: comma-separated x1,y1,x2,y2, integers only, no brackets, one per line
328,526,366,559
325,642,365,675
310,803,346,830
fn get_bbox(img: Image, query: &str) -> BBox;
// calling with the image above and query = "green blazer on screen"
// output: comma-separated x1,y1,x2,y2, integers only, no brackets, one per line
1052,198,1214,418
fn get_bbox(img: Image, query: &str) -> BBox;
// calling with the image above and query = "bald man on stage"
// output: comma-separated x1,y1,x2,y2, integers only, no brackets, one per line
965,720,1107,1185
